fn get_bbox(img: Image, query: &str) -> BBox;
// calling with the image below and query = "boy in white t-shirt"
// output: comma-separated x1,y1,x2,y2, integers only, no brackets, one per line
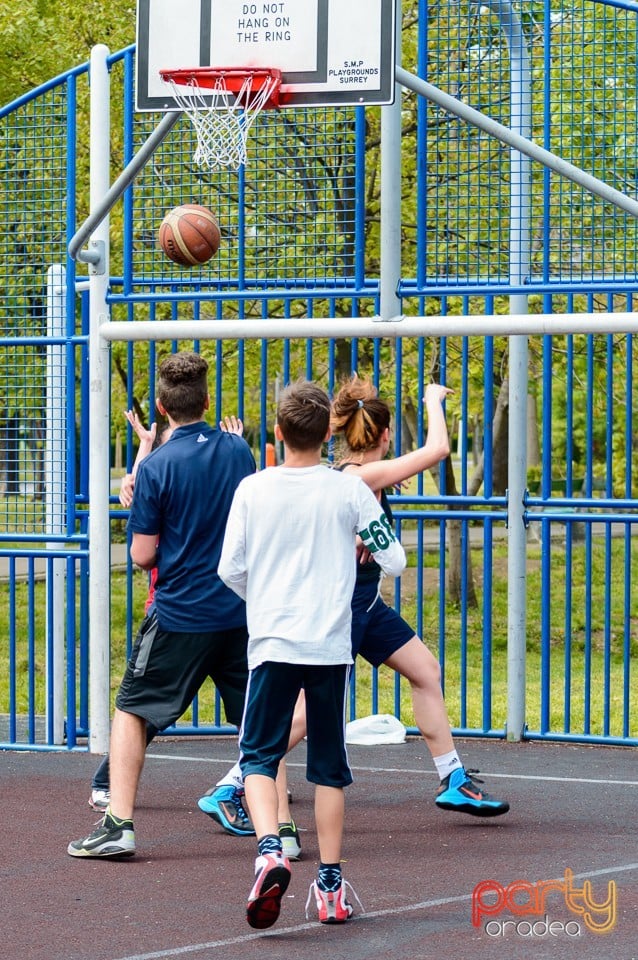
219,380,406,929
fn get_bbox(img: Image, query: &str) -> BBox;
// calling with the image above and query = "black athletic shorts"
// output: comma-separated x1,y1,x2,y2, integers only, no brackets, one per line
239,660,353,788
115,610,249,730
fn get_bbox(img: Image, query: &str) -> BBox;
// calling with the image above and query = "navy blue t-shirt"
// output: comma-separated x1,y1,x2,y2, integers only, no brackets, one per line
127,422,256,632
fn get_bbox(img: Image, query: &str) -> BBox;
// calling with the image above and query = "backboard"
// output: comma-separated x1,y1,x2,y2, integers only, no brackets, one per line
136,0,396,111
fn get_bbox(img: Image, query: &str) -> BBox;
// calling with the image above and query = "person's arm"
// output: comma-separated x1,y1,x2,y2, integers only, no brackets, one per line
356,483,406,578
130,532,158,570
353,384,453,493
118,411,157,508
218,488,248,599
126,410,157,476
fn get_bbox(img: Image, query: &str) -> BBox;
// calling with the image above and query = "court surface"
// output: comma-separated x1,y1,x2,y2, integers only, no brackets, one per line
3,735,638,960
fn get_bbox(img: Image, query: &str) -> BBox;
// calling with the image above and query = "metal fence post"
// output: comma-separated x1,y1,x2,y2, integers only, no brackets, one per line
87,45,112,754
45,264,67,744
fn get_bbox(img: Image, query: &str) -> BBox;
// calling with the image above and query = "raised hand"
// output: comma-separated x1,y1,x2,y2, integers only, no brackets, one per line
219,415,244,437
124,410,156,448
423,383,454,405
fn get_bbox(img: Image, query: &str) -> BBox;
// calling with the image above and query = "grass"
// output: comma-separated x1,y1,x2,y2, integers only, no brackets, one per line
345,536,638,739
2,537,637,739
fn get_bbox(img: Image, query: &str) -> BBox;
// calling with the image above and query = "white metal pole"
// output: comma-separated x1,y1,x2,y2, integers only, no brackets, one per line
488,0,532,740
87,44,112,754
45,264,67,744
99,312,638,342
380,0,402,322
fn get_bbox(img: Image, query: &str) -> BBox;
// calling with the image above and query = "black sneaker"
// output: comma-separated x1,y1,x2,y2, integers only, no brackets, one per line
67,811,136,858
435,767,510,817
278,819,302,860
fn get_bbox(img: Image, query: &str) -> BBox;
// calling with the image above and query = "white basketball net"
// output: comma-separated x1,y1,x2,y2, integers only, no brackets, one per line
167,74,278,170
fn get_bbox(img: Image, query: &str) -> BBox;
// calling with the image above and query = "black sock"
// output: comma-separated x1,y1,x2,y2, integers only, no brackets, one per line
258,834,283,857
317,862,342,892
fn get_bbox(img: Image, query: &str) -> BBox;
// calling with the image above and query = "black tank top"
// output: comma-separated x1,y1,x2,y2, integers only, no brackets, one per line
335,462,394,584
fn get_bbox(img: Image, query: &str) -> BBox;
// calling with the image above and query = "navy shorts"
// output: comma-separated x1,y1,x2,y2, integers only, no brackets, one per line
351,578,416,668
239,661,353,788
115,610,249,730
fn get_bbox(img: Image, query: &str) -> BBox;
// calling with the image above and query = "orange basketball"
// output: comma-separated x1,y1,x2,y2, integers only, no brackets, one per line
158,204,221,266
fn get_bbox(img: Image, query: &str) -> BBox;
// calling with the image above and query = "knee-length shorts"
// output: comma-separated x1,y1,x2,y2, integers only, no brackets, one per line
239,660,352,788
115,610,249,730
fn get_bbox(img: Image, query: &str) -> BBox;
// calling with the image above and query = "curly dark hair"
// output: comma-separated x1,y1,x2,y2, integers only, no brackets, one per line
157,352,208,422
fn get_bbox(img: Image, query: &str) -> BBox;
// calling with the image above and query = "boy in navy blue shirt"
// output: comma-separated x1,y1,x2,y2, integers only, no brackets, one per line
68,351,256,859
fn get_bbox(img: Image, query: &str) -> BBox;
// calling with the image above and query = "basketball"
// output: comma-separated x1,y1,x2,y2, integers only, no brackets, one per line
158,204,221,266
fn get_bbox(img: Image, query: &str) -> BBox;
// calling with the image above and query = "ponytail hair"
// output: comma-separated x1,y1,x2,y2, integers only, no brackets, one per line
331,375,391,452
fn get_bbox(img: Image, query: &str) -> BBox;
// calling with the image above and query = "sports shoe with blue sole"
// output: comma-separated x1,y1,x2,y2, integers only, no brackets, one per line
435,767,510,817
198,784,256,836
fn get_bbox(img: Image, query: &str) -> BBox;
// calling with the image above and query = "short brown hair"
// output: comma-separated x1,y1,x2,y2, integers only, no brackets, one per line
330,374,391,451
276,380,331,451
157,352,208,423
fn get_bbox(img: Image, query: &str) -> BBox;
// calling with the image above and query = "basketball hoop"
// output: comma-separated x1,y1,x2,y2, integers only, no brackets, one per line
160,67,281,170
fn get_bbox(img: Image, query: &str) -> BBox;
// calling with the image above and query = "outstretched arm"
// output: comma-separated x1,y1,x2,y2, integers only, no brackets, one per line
126,410,157,476
355,384,453,494
118,411,157,508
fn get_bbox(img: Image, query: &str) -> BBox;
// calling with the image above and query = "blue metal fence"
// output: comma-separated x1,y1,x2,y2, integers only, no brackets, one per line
1,0,637,751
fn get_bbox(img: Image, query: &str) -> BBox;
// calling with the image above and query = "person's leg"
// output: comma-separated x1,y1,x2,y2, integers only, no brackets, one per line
91,755,110,792
108,707,148,820
384,636,457,760
314,784,344,863
70,623,219,859
271,688,306,857
241,664,300,837
90,722,158,809
245,773,279,840
67,707,143,860
383,635,508,816
304,664,356,924
241,664,299,930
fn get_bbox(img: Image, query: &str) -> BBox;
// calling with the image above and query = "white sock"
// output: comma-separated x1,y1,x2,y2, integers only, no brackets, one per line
216,761,244,789
433,750,462,781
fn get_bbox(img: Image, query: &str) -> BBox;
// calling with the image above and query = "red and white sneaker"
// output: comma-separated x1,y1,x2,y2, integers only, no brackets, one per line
246,852,291,929
305,879,363,924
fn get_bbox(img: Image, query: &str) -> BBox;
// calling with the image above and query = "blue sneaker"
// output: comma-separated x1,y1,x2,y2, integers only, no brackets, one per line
198,784,256,836
435,767,509,817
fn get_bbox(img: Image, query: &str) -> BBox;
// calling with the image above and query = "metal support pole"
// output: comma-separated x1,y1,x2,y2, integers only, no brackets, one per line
484,0,532,740
45,265,67,744
380,0,402,322
88,45,112,754
69,110,181,267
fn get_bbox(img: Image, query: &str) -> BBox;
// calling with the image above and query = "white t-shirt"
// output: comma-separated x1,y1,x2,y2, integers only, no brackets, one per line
218,464,406,670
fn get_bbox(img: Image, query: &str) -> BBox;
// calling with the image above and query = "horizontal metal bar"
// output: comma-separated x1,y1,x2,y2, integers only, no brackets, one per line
99,312,638,341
